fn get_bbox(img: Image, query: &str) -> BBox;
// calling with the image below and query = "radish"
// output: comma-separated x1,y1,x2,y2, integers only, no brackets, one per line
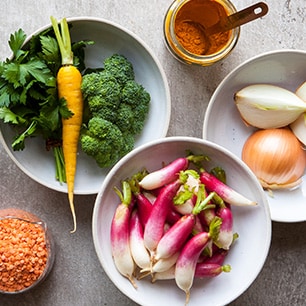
198,207,216,228
128,174,153,227
152,265,176,282
202,249,228,265
166,208,182,225
155,214,195,261
215,204,234,250
173,170,199,215
173,198,195,215
153,262,231,282
155,184,217,262
152,252,180,273
143,178,184,256
139,157,189,190
200,171,257,206
135,192,153,228
110,181,136,288
129,210,151,270
139,155,207,190
175,217,221,304
195,263,231,278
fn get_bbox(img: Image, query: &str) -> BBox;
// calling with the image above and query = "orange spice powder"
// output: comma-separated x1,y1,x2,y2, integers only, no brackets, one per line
0,218,48,292
174,0,231,55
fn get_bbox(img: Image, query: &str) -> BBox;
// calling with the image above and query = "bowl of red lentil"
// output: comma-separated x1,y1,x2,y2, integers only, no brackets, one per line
0,208,54,294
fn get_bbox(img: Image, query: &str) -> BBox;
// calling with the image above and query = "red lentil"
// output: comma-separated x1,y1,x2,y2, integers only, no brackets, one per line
0,218,48,293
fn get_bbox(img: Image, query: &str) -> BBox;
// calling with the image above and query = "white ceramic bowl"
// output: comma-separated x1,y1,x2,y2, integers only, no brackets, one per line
0,17,171,194
92,136,271,306
203,49,306,222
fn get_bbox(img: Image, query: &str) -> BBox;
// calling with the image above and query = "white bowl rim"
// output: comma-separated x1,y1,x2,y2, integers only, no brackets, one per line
92,135,272,305
0,16,171,195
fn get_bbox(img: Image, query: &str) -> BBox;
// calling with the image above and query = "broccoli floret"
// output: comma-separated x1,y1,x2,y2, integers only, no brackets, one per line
104,54,135,86
80,117,126,168
121,80,150,107
93,106,118,123
122,132,135,154
120,80,150,134
81,71,121,113
115,103,134,132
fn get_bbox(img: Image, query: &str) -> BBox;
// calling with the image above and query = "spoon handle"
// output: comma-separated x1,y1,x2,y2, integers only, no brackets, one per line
226,2,269,31
207,2,269,36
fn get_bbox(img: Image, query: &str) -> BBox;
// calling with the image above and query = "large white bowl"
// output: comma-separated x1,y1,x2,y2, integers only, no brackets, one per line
0,17,171,194
92,136,271,306
203,50,306,222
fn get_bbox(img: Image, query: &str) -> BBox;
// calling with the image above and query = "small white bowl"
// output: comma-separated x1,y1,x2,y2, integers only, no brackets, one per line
203,49,306,222
0,17,171,194
92,136,271,306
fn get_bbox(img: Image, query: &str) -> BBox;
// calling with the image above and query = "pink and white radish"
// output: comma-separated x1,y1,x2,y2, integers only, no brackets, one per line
155,214,195,261
151,252,180,273
129,210,151,270
166,208,182,225
175,217,221,304
143,178,184,257
139,155,207,190
139,157,189,190
215,203,234,250
128,173,153,227
135,192,153,228
195,263,231,278
201,249,228,265
152,265,176,282
110,181,136,288
200,171,257,206
153,262,230,282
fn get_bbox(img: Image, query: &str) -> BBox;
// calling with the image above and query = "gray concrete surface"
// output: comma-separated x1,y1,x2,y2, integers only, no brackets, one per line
0,0,305,305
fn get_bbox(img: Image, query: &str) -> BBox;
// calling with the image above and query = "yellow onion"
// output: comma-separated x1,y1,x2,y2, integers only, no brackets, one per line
290,81,306,146
234,84,306,129
242,128,306,190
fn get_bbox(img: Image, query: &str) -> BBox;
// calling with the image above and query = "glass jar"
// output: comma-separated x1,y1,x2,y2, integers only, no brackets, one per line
164,0,240,66
0,208,55,294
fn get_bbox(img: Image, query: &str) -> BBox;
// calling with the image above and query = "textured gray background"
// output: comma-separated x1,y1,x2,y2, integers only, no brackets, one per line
0,0,305,305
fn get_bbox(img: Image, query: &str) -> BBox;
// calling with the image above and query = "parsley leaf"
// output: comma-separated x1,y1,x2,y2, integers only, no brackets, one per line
8,28,27,59
0,106,26,124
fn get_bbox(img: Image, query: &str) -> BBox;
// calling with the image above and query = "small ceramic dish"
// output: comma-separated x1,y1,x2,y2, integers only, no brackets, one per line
203,49,306,222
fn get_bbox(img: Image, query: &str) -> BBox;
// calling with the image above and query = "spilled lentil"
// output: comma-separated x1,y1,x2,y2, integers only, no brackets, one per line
0,218,48,292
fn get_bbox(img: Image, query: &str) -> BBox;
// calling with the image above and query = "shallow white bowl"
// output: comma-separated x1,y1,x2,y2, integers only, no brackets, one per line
203,49,306,222
92,136,271,306
0,17,171,194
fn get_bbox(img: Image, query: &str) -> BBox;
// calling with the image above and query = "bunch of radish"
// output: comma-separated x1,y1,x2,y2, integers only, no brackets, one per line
110,154,257,305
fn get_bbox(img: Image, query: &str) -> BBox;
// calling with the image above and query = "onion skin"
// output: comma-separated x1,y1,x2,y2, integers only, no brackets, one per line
242,128,306,190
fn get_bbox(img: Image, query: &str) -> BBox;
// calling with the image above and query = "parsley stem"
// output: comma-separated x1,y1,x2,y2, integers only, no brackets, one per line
53,146,66,183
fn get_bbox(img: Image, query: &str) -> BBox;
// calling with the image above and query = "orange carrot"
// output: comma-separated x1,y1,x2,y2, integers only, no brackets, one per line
51,16,83,233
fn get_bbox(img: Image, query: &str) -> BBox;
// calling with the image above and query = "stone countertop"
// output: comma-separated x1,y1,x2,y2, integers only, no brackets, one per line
0,0,305,305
